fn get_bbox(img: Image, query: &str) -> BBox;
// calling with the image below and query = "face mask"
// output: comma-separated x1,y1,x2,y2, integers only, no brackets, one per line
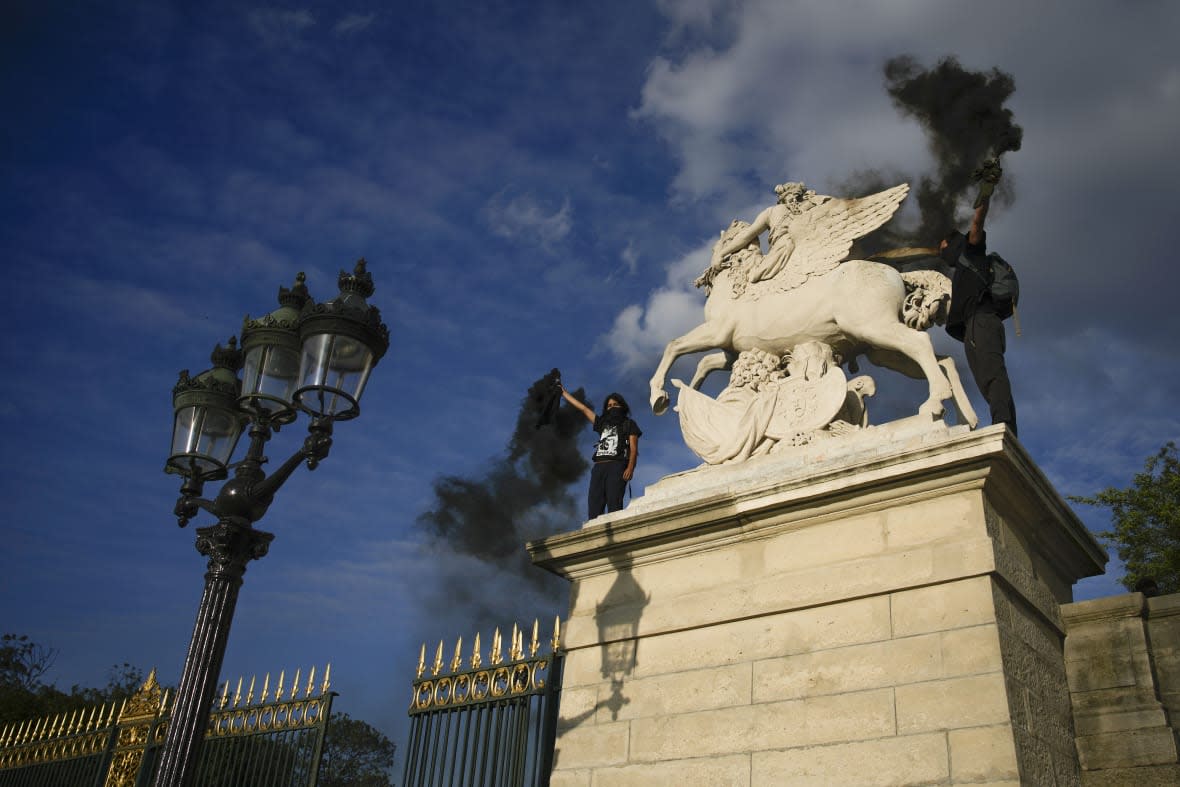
603,405,626,423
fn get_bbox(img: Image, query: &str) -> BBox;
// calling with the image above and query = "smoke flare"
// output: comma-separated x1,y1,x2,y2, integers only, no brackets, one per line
853,55,1023,252
418,372,590,586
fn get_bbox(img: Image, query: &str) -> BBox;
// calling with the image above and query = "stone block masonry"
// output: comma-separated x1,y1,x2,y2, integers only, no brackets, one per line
530,422,1106,785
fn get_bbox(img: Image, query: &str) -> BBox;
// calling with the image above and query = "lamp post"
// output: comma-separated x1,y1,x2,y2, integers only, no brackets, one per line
155,261,388,787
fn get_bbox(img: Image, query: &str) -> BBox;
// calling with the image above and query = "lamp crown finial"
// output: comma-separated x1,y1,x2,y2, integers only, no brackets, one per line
338,259,375,298
209,337,243,372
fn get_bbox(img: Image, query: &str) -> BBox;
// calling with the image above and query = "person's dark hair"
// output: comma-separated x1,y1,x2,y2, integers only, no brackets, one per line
602,392,630,416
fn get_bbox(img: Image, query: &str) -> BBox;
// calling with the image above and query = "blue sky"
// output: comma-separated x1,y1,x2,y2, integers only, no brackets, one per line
3,0,1178,761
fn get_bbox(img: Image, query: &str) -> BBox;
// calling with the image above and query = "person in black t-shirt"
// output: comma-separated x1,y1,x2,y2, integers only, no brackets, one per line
939,182,1017,436
561,386,642,519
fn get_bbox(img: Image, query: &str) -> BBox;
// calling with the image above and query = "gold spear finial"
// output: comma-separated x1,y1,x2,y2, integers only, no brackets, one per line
416,643,426,680
306,666,316,697
530,619,540,657
246,675,256,706
292,669,302,699
491,628,503,665
219,681,230,710
451,637,463,673
553,616,562,652
433,641,444,676
276,670,286,702
260,673,270,704
508,623,519,661
322,663,331,694
233,676,244,707
472,632,482,670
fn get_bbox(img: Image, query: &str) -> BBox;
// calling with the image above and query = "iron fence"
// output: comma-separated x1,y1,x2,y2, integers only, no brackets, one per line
0,666,332,787
403,619,563,787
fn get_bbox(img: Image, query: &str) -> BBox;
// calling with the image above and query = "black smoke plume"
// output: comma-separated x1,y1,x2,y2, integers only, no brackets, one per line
852,55,1023,252
418,371,591,593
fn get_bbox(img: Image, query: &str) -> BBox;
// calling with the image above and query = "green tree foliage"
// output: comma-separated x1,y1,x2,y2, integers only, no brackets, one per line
1,633,148,724
0,633,57,690
1071,442,1180,594
318,712,397,787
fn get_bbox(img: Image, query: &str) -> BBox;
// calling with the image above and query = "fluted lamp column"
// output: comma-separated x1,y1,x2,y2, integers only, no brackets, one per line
154,264,388,787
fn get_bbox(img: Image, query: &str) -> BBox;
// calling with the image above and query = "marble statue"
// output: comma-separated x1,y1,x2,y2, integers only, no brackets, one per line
650,182,978,464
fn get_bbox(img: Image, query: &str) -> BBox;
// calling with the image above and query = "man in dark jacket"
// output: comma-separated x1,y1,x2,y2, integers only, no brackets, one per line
940,171,1017,436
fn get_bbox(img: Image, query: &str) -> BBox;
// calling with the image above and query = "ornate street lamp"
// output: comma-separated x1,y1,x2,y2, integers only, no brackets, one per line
154,261,388,787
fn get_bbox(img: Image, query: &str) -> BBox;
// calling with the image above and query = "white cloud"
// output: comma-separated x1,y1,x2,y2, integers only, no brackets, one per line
600,242,711,372
483,190,573,248
334,13,376,36
246,8,316,48
620,241,640,275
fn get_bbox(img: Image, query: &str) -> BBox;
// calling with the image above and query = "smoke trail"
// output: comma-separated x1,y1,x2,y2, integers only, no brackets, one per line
417,372,591,589
851,55,1023,252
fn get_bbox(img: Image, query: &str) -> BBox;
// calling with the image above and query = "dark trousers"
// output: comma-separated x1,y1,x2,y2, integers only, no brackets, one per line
965,311,1017,436
588,460,626,519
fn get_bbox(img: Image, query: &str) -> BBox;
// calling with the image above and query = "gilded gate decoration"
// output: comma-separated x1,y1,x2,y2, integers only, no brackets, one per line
404,618,563,787
0,665,333,787
105,670,169,787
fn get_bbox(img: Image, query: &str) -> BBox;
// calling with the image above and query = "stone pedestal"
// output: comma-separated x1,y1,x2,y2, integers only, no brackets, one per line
529,422,1106,786
1063,593,1180,785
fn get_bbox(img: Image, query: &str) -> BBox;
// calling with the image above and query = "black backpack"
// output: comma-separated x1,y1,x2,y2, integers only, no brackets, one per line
986,253,1019,320
962,251,1020,320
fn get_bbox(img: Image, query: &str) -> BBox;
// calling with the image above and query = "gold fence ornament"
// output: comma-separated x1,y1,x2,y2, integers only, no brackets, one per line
103,670,168,787
2,663,334,786
407,618,563,714
450,637,463,673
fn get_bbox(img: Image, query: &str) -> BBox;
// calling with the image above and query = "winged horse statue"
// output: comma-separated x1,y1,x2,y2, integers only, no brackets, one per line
648,182,977,431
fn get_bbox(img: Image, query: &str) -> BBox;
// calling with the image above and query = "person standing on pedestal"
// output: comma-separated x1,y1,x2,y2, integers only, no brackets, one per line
940,160,1017,436
562,386,642,519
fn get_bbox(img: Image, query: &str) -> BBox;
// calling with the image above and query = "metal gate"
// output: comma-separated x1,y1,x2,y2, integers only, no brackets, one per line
0,666,332,787
403,619,562,787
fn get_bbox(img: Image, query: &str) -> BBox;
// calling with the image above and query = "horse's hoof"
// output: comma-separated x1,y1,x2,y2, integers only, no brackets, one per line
918,401,946,419
652,393,669,415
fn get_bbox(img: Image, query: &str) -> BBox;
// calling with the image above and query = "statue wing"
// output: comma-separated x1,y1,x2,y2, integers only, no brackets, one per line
784,183,910,282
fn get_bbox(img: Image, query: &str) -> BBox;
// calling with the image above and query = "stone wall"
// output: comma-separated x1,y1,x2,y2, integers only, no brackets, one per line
531,423,1107,785
1063,592,1180,785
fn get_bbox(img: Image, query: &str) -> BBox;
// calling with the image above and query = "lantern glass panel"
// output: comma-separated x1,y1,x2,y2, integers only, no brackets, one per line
169,404,243,475
296,332,375,416
241,344,300,413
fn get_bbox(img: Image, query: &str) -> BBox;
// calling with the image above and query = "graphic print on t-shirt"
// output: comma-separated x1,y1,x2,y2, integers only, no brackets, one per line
595,426,620,460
